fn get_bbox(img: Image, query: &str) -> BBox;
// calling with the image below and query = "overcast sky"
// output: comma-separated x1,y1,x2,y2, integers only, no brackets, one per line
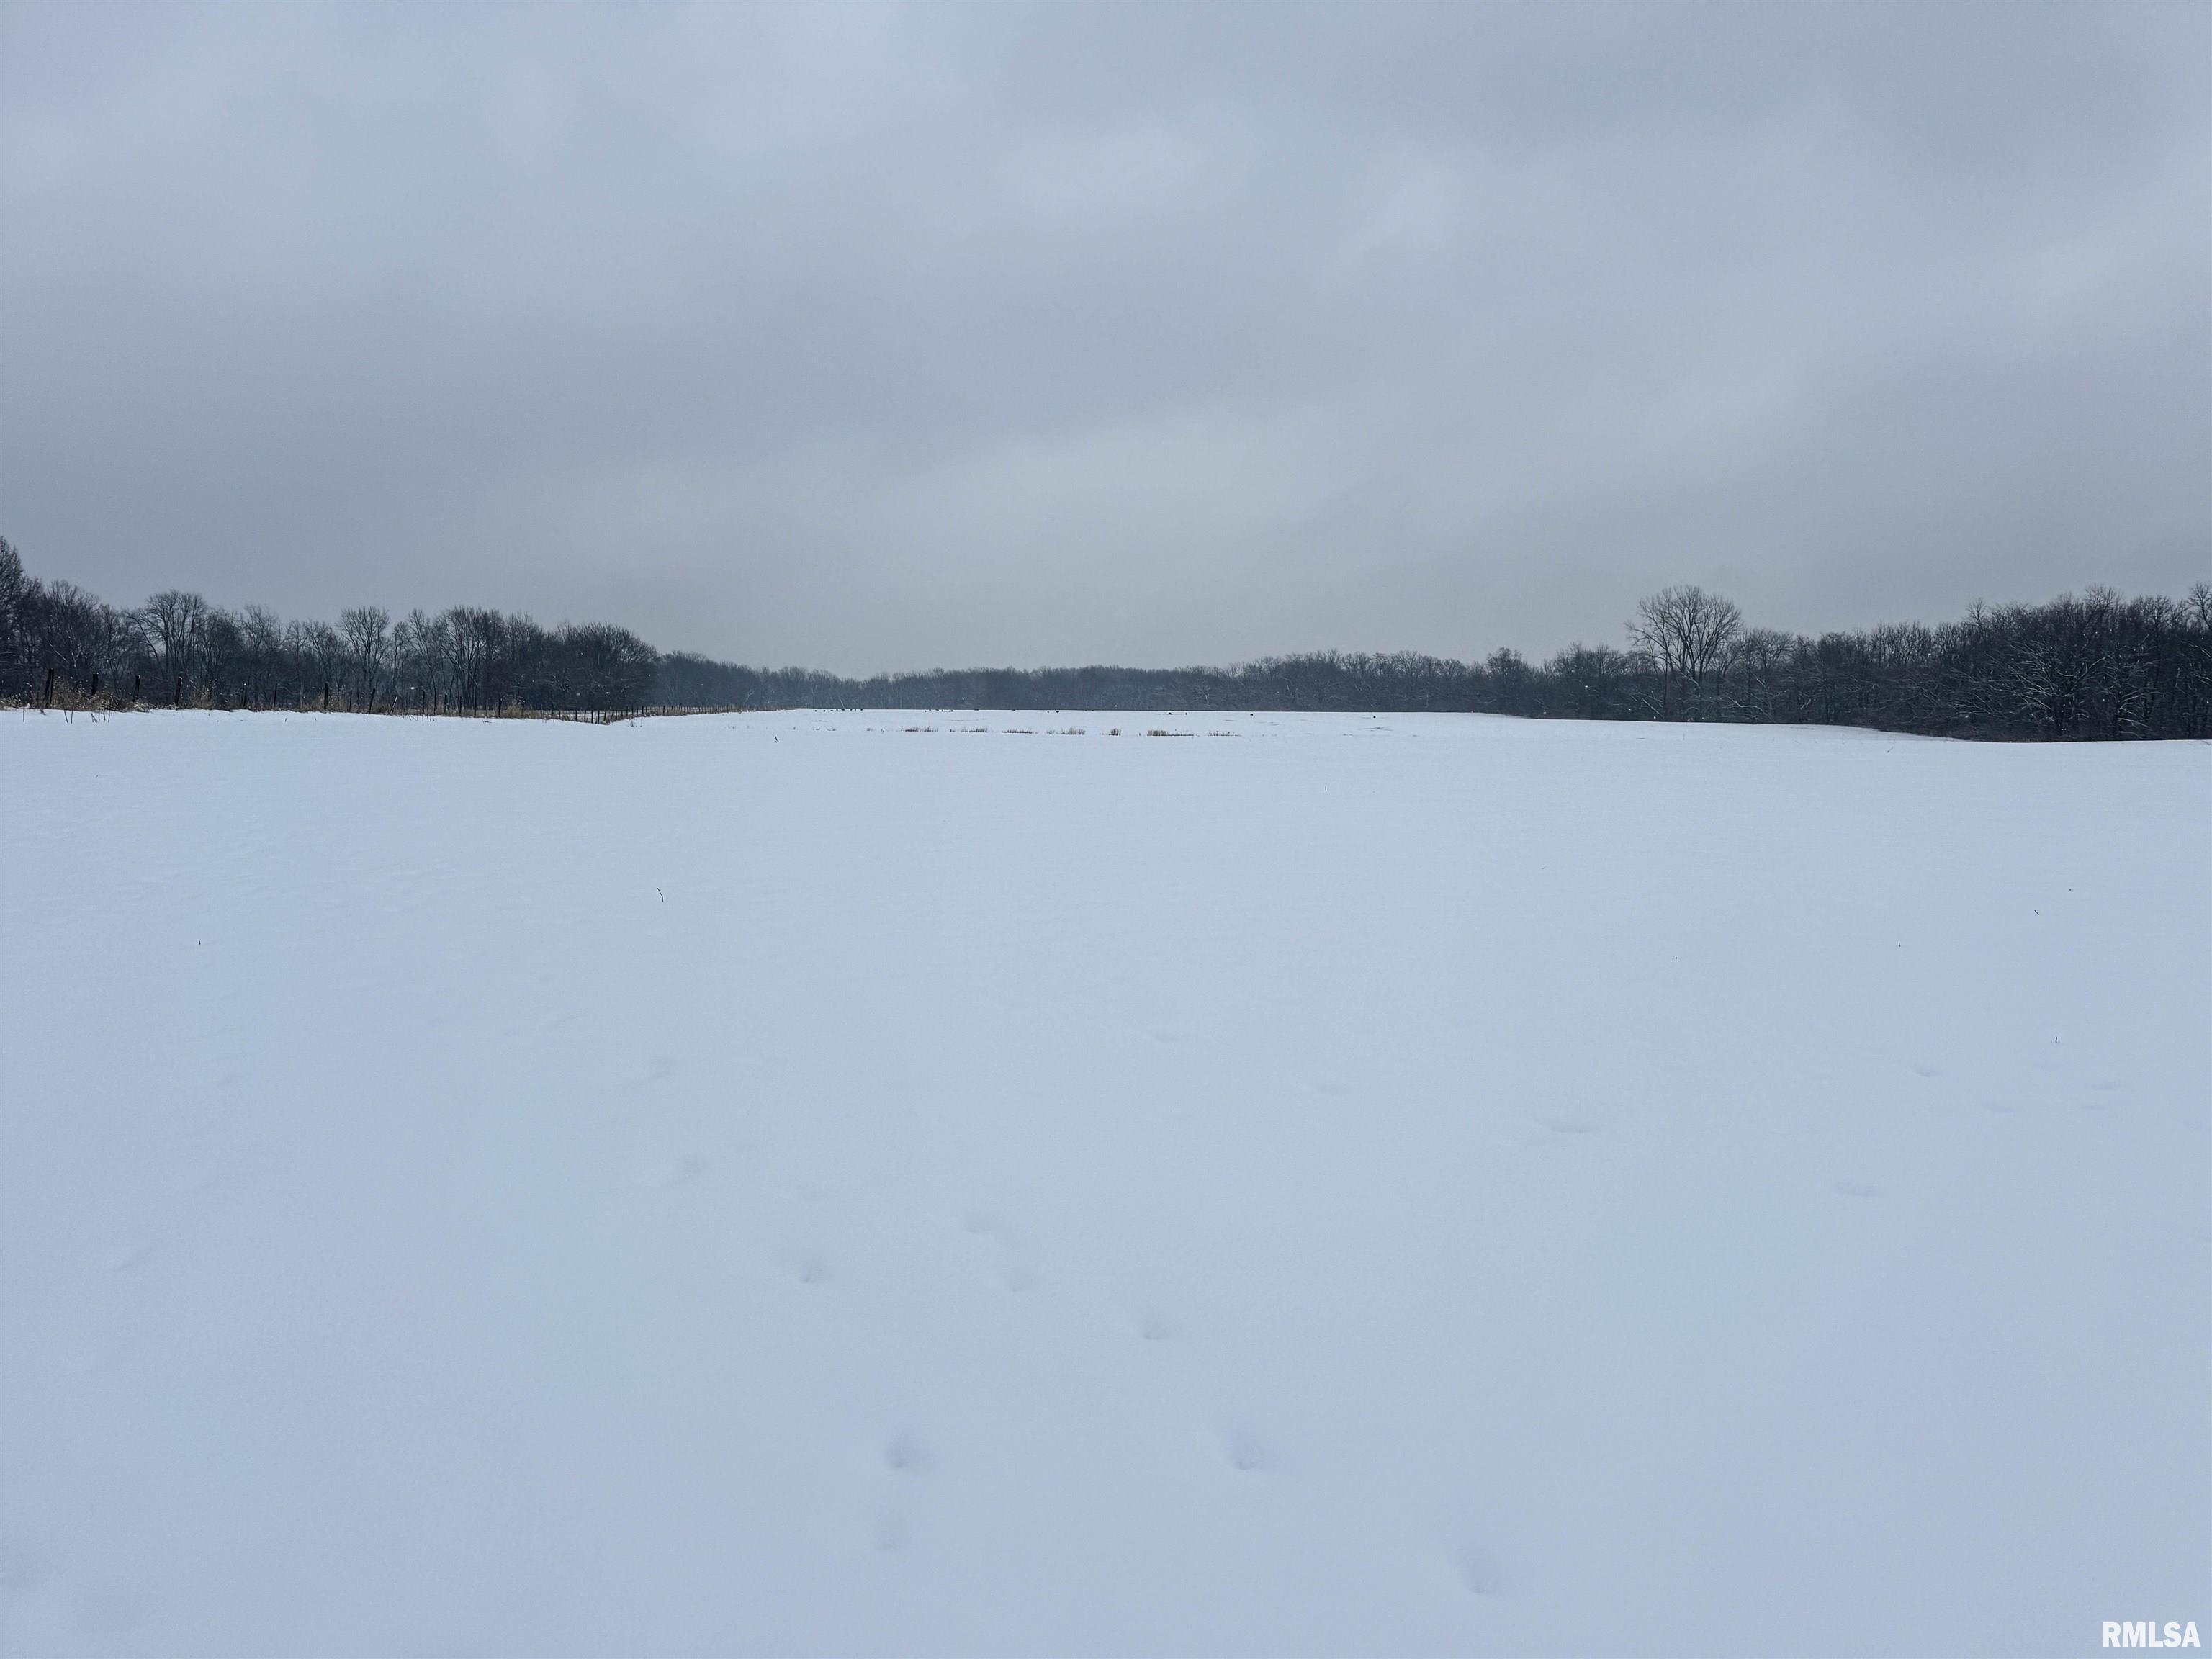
4,5,2206,672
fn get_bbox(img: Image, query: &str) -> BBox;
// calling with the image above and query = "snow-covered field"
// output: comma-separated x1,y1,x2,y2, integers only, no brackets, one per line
4,709,2206,1656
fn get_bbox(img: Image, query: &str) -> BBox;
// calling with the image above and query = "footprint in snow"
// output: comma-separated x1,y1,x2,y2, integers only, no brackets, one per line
798,1256,832,1285
632,1151,706,1190
873,1511,911,1553
958,1209,1037,1290
70,1579,151,1643
0,1533,44,1596
884,1429,932,1474
1136,1310,1180,1342
1456,1544,1510,1596
104,1244,148,1272
1224,1429,1275,1472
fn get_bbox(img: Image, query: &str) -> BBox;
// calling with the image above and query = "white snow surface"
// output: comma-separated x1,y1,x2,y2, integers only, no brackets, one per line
4,709,2207,1656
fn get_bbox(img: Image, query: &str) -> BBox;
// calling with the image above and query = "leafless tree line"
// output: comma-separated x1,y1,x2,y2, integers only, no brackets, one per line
6,537,2206,738
4,541,657,714
665,581,2212,739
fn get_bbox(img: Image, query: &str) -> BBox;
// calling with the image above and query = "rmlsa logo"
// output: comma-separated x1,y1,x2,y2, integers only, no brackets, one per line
2103,1623,2201,1649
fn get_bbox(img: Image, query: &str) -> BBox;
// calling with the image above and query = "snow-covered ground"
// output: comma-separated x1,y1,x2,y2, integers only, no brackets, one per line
4,709,2206,1656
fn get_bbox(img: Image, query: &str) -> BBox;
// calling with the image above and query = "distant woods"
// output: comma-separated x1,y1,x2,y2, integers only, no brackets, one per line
667,580,2212,739
5,541,660,718
4,538,2208,739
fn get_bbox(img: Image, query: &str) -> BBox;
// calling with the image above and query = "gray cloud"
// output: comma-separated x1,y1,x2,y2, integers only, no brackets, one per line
4,4,2205,672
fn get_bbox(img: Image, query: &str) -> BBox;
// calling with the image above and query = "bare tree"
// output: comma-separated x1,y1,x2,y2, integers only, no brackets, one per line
441,606,501,711
143,590,210,691
391,609,444,709
1721,626,1801,721
285,619,348,707
340,605,390,711
1629,585,1743,719
238,606,286,708
27,580,133,693
1484,647,1540,716
0,537,26,693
